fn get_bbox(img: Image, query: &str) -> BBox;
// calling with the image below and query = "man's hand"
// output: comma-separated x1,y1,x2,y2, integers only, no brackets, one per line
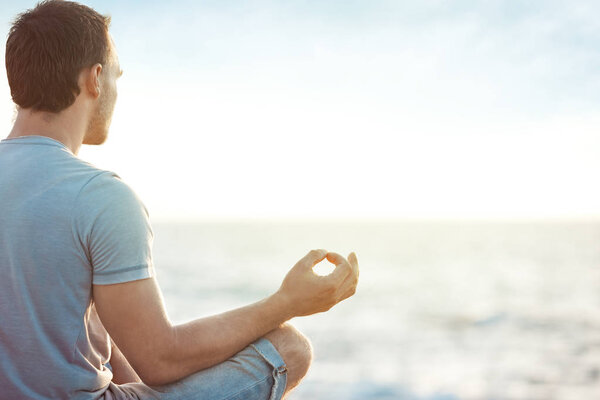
275,249,360,317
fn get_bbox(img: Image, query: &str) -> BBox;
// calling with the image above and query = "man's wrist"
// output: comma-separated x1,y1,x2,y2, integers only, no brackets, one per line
267,290,296,322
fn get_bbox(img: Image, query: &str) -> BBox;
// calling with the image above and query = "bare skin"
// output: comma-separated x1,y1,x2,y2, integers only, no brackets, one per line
7,32,360,396
108,337,142,384
263,323,313,393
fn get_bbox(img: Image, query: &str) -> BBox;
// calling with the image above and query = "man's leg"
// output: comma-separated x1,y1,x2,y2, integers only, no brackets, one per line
104,323,312,400
263,323,313,397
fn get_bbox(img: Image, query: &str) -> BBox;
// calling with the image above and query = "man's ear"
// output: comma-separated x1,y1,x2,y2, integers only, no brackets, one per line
84,63,103,99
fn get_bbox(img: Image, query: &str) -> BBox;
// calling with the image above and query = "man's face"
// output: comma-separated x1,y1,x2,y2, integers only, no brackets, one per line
84,34,122,145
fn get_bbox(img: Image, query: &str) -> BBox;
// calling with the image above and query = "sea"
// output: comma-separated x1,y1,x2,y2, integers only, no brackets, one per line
150,220,600,400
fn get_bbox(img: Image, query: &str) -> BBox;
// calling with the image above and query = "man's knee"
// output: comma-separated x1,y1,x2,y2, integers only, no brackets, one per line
263,323,313,390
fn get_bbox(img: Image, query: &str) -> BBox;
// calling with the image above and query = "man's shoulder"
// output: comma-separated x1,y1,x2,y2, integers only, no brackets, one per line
75,168,149,217
63,155,117,185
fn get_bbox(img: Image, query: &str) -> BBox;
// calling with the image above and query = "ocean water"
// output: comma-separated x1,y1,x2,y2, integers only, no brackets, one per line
151,220,600,400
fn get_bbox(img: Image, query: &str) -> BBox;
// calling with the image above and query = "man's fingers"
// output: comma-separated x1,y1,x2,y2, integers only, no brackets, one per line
302,249,328,267
326,252,347,266
348,252,359,279
328,251,359,280
339,284,357,301
325,252,352,281
337,257,358,299
332,252,359,302
348,252,357,267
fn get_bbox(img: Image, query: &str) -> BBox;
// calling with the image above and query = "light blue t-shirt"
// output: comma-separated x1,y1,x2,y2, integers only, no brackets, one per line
0,135,155,399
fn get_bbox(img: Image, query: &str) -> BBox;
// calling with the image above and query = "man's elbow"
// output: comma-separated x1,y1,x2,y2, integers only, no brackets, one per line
125,333,181,386
136,365,172,387
133,354,182,387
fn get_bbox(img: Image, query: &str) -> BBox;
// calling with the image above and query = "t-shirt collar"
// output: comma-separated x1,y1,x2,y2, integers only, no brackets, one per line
0,135,73,154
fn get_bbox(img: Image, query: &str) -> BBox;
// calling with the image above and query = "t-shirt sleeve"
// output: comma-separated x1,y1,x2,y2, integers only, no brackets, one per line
74,171,155,285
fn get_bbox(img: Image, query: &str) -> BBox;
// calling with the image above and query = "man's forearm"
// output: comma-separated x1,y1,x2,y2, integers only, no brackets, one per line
154,291,293,385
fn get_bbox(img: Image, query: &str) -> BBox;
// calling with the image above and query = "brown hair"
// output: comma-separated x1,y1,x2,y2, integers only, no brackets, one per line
5,0,111,113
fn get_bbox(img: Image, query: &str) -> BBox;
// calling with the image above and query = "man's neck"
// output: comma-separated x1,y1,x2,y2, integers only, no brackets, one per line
8,106,88,155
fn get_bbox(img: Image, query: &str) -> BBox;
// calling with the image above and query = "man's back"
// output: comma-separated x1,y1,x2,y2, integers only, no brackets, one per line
0,135,154,399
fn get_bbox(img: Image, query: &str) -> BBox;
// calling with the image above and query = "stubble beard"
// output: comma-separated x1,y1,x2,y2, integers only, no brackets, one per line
84,87,115,145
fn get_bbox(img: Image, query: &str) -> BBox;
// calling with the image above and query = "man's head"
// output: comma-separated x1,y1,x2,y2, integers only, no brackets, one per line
5,0,122,145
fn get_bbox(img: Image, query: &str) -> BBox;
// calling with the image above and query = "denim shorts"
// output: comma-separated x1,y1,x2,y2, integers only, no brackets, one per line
102,337,288,400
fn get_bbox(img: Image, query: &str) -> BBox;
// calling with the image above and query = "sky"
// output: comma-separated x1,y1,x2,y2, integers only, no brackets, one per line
1,0,599,221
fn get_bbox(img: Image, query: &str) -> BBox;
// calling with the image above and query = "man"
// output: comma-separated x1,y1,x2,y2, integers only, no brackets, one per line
0,1,359,399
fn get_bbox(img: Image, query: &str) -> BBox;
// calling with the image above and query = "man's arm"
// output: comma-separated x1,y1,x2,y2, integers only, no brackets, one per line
93,250,359,386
